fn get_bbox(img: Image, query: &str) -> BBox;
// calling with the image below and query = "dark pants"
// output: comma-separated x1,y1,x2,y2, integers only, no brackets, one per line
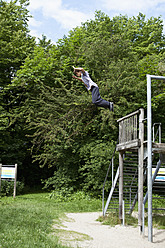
91,86,110,109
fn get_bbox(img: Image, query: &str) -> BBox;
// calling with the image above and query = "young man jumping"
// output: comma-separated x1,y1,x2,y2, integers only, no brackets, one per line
72,66,114,111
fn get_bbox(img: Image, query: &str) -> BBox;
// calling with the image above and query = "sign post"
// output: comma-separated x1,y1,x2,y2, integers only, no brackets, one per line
0,164,17,198
0,164,2,195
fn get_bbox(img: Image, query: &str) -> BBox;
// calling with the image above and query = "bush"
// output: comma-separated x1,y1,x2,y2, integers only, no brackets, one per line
0,180,24,196
49,189,93,202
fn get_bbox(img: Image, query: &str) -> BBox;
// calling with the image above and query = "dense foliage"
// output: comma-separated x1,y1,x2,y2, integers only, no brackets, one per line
0,180,24,196
0,0,36,184
0,1,165,195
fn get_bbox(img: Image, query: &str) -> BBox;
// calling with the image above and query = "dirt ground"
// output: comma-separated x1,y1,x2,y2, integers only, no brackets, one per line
55,212,165,248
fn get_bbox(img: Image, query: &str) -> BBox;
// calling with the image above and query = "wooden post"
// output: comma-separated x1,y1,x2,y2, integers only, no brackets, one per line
13,164,17,198
138,109,144,233
0,164,2,195
119,151,124,221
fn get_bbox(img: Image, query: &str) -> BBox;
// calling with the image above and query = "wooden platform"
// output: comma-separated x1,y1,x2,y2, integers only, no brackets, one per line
151,143,165,154
116,139,140,151
117,140,165,154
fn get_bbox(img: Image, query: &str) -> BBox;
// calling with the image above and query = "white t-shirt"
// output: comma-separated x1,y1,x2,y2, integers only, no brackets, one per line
81,71,98,91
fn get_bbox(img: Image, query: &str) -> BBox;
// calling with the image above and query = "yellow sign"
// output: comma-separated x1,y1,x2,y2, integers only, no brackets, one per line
152,168,165,181
1,167,15,179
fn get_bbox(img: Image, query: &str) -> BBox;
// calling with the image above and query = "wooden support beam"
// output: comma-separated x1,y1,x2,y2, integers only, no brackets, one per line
116,139,140,151
138,108,144,233
119,151,124,220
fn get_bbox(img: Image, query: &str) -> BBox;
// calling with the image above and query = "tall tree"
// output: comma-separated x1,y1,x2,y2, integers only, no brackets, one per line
0,0,35,87
0,0,35,170
5,11,165,193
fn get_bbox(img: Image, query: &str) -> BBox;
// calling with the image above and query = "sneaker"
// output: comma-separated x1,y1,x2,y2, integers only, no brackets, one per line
109,102,114,112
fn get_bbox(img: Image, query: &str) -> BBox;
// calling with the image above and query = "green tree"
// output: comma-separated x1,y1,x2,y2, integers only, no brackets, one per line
0,0,35,178
8,11,165,193
0,0,35,87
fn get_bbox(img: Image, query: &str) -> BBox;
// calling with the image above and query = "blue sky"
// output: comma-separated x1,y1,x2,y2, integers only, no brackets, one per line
20,0,165,43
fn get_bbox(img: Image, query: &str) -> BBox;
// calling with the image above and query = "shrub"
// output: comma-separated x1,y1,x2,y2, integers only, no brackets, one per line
49,189,92,202
0,180,24,196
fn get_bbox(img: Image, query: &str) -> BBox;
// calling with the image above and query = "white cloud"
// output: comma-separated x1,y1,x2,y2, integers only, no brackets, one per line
28,18,42,27
28,0,93,30
101,0,165,14
29,0,62,13
28,15,42,40
29,29,42,39
51,9,90,29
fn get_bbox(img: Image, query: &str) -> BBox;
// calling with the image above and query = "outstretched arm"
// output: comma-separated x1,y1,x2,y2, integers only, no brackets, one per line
72,66,85,74
72,75,88,87
72,75,83,82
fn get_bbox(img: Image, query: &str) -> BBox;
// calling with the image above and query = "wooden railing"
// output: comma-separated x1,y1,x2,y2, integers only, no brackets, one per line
117,110,140,144
116,109,142,151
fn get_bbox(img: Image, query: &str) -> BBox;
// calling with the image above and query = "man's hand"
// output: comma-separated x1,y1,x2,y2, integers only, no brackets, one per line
72,66,76,73
72,75,83,82
72,75,78,79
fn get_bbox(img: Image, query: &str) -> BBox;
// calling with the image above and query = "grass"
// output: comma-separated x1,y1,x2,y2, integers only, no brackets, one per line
98,211,138,227
55,229,92,247
0,192,101,248
98,209,165,230
1,191,165,247
148,213,165,229
98,212,165,229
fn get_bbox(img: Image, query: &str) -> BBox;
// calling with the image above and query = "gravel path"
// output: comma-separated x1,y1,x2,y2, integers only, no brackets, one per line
56,212,165,248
